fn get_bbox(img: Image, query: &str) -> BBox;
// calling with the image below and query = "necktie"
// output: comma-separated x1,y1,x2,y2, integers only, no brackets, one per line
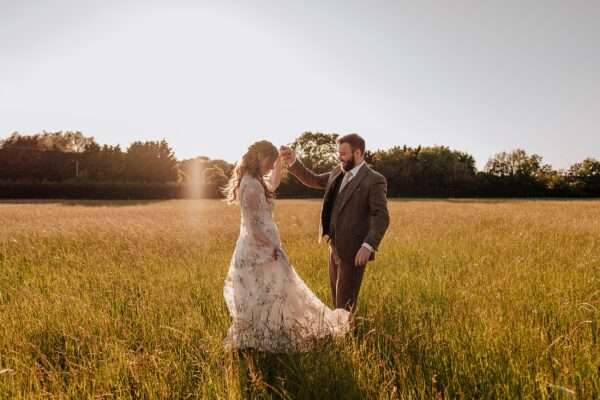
339,170,353,193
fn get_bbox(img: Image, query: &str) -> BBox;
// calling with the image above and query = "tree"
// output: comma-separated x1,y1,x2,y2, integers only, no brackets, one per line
483,149,550,196
125,139,178,183
1,131,95,152
0,132,40,149
179,157,234,185
179,156,207,184
0,131,95,182
277,132,341,198
484,149,545,178
291,132,339,173
567,158,600,195
81,143,125,181
371,145,476,196
203,166,229,198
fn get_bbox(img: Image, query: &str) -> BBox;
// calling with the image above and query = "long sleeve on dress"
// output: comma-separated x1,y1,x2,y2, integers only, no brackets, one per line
240,179,278,251
265,157,283,192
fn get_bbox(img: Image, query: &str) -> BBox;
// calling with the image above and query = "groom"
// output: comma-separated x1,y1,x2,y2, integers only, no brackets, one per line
280,133,390,314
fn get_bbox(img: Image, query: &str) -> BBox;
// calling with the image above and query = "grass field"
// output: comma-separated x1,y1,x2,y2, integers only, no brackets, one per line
0,199,599,399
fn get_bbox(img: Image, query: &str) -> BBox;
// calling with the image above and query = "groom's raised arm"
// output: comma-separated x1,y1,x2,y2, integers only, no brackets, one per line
287,159,330,190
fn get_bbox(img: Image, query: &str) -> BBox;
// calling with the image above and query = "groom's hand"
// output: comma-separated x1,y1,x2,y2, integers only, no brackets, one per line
354,247,371,267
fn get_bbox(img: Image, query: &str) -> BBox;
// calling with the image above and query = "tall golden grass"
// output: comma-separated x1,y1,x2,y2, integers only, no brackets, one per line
0,199,599,398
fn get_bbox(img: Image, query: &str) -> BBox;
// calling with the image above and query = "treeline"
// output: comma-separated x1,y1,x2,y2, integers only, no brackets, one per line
280,133,600,198
0,131,226,198
0,131,599,199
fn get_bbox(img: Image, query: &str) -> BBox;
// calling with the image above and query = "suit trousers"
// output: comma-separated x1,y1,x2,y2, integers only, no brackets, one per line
328,244,366,312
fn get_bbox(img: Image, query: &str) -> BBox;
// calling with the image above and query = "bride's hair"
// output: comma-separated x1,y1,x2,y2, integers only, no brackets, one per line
223,140,279,204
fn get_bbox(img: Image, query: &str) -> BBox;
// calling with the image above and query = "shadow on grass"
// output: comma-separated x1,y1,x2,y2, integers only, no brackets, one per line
390,197,599,204
236,340,362,399
59,200,169,207
0,199,168,207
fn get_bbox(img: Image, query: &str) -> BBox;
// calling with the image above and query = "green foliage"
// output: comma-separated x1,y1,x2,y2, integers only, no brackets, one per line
291,131,339,173
568,158,600,195
2,131,600,197
485,149,547,178
81,144,125,181
125,139,178,183
277,132,340,198
1,130,95,152
368,145,477,197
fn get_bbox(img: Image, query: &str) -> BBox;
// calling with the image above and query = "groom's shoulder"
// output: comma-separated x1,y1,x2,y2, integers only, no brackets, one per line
324,166,340,184
365,164,386,183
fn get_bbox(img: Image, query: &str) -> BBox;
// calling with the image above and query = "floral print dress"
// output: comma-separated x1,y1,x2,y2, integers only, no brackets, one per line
223,164,350,352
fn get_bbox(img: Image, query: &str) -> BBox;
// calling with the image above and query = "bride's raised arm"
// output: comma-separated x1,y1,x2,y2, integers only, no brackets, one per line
265,156,283,192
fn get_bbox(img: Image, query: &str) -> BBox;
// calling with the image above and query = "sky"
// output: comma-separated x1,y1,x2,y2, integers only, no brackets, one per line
1,0,598,170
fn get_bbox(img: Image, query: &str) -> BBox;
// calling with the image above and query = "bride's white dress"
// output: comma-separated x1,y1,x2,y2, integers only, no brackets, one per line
223,161,350,352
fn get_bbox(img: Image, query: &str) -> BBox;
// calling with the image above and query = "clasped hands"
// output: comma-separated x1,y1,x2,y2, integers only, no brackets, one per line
279,145,296,166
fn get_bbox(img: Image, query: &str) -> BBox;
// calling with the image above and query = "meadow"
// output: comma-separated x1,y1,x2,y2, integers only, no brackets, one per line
0,199,599,399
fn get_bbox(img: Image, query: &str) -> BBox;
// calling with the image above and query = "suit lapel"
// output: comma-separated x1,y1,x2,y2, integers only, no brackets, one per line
336,164,369,214
319,167,343,242
325,168,344,197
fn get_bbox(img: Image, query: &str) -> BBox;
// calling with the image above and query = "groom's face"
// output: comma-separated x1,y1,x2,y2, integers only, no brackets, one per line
338,143,358,172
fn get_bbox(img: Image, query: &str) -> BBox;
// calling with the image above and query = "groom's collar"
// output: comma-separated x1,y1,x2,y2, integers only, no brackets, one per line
343,160,366,177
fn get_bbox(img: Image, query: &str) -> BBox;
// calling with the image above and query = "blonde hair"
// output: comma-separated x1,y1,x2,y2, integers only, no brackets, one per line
223,140,279,204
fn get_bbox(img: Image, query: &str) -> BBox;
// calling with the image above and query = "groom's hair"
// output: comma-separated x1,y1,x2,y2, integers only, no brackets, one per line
337,133,365,155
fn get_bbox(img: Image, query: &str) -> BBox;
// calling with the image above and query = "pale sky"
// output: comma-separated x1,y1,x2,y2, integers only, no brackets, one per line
1,0,598,170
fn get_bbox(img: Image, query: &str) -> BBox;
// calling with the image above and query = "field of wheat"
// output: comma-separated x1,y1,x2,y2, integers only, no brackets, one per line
0,199,599,399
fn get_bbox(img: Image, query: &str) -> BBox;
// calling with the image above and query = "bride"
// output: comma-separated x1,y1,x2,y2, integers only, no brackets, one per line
222,140,350,352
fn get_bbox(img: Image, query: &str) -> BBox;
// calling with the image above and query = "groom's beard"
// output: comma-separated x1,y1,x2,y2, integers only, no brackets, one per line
341,155,356,172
